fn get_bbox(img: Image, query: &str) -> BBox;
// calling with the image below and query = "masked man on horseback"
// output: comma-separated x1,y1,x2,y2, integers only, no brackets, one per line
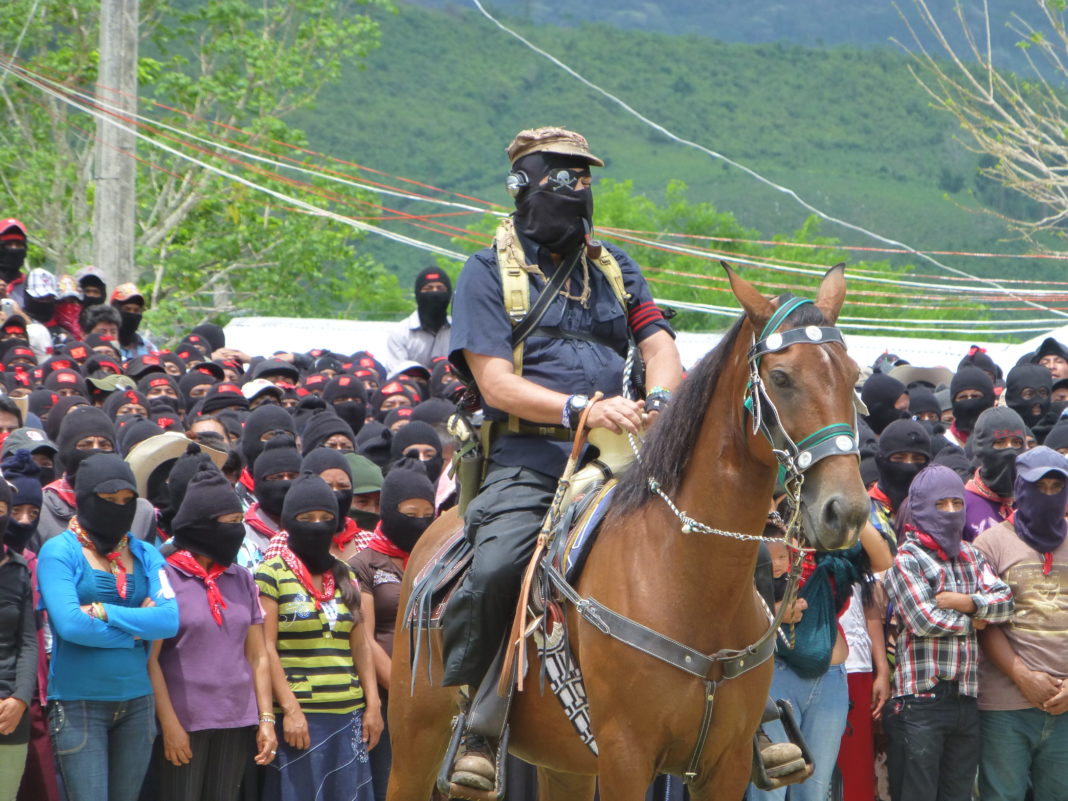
442,127,684,793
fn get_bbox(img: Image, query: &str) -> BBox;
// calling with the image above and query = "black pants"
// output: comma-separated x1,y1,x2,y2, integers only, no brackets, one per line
153,726,255,801
883,682,979,801
442,464,558,688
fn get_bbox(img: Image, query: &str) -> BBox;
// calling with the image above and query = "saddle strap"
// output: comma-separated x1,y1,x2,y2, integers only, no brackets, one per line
545,565,776,682
684,680,718,785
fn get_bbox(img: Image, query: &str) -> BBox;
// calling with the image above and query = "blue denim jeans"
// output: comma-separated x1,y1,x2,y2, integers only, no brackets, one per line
979,707,1068,801
748,660,849,801
48,695,156,801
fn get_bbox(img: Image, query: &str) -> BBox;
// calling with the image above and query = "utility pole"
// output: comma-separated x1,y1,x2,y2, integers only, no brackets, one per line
93,0,139,291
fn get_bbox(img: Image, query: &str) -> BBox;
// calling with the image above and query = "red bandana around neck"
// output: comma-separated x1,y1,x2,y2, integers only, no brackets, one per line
279,545,335,610
333,517,359,552
72,516,130,599
367,522,410,568
167,550,228,625
45,477,76,509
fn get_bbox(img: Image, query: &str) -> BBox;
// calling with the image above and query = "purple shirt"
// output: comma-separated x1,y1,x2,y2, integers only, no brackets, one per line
158,563,264,732
964,490,1007,542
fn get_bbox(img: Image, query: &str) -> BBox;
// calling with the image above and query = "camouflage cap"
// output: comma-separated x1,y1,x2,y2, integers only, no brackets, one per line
506,126,604,167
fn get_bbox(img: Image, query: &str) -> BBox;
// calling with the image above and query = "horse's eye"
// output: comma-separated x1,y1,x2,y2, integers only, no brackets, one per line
769,370,791,389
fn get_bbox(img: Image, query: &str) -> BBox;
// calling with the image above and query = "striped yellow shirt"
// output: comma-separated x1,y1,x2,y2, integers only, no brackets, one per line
255,557,364,714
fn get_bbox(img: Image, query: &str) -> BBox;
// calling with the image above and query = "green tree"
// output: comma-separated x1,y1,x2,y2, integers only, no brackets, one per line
0,0,405,342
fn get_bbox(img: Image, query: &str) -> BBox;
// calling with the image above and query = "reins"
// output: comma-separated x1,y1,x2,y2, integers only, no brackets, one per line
542,296,859,784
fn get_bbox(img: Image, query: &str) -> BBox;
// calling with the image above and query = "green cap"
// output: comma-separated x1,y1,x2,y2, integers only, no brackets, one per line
345,452,383,494
1,427,57,459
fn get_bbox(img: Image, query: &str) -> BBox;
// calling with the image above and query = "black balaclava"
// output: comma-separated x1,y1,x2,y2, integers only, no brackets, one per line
513,152,593,255
299,409,355,456
282,471,338,574
875,419,932,513
949,366,996,435
0,470,12,555
907,387,941,420
75,453,138,553
57,406,116,484
1046,421,1068,453
172,464,244,567
45,395,91,444
1005,363,1052,430
23,295,54,325
0,224,26,282
355,421,392,471
322,375,367,436
241,404,296,475
253,434,301,519
971,407,1027,498
190,323,225,353
116,309,142,346
1,451,40,553
160,442,216,537
389,420,444,483
103,389,150,421
302,448,353,534
860,373,908,435
379,457,436,553
933,445,974,482
414,266,452,334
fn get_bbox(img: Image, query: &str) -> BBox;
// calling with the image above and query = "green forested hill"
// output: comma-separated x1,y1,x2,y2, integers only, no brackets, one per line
297,1,1033,283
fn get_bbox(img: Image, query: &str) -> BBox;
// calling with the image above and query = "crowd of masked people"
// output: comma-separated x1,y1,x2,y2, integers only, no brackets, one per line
748,338,1068,801
0,221,464,801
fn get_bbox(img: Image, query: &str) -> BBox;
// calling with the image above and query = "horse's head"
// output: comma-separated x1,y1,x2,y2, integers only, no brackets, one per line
726,264,869,550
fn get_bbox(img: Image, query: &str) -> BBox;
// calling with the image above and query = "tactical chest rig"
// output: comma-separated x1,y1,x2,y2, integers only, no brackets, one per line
452,219,635,514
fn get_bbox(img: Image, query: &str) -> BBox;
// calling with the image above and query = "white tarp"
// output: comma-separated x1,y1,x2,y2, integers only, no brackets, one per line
224,316,1043,373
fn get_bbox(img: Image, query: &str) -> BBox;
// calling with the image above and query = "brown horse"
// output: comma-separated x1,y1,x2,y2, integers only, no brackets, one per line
387,265,870,801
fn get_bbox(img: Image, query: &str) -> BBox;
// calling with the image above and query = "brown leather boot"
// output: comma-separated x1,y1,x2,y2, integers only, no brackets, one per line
757,730,807,778
450,732,496,792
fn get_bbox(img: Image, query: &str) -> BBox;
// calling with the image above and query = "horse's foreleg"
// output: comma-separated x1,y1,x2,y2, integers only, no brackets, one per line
592,729,659,801
536,767,596,801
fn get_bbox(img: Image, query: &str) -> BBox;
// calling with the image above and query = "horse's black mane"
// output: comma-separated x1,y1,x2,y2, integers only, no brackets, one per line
612,295,828,515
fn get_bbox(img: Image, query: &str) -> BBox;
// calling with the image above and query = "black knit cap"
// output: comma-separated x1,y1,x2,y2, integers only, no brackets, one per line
117,416,165,456
876,419,932,459
381,457,435,512
906,387,941,419
45,395,91,443
300,409,355,456
390,421,441,461
103,389,150,420
190,323,226,352
137,373,181,400
27,389,59,420
163,442,217,517
253,434,302,483
302,447,353,482
57,406,116,478
44,369,88,399
410,398,454,426
355,421,392,471
281,470,338,529
75,452,136,498
199,382,249,415
414,265,452,294
322,374,367,404
178,371,217,406
172,463,241,534
1045,421,1068,452
241,404,296,472
951,366,995,399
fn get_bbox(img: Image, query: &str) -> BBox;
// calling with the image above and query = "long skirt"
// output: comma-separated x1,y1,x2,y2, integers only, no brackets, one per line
264,709,374,801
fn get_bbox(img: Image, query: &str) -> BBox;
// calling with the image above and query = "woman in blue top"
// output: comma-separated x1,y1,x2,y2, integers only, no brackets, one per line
38,454,179,801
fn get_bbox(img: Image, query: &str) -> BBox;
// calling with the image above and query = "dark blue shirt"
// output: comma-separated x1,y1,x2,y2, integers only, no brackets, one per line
450,231,672,476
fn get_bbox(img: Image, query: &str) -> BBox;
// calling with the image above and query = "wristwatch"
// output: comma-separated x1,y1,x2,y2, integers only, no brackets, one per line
564,394,591,429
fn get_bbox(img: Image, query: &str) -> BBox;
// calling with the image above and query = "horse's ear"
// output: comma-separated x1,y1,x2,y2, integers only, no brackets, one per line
722,262,774,330
815,263,846,324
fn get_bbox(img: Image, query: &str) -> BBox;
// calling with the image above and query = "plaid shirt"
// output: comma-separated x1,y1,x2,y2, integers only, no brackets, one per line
884,535,1014,698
